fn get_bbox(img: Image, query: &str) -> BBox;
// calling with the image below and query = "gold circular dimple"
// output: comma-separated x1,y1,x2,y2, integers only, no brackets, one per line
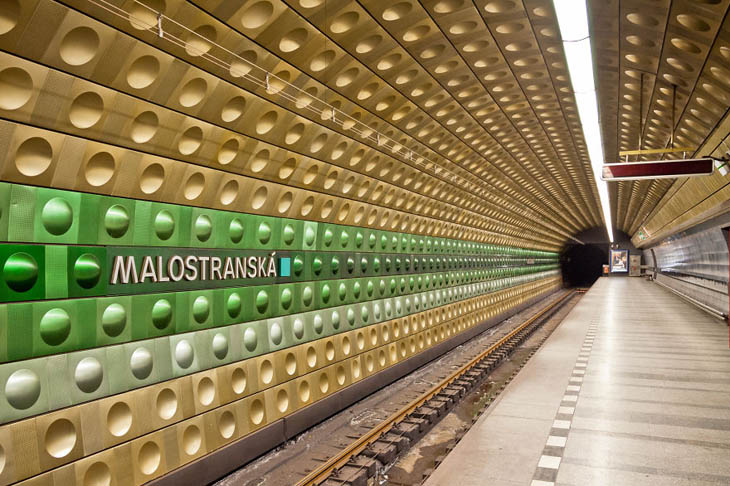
15,137,53,177
185,25,215,57
197,377,215,406
183,172,205,200
230,50,257,78
251,186,268,210
218,138,239,165
231,367,246,394
325,340,335,361
356,35,381,54
84,152,115,187
182,425,202,456
220,180,239,205
83,462,111,486
285,352,297,375
129,0,165,30
241,1,274,30
138,441,161,475
60,26,100,66
178,126,203,155
45,418,77,458
250,399,265,425
256,111,277,134
276,389,289,413
318,372,329,393
260,359,274,384
485,0,517,14
0,67,32,111
107,401,132,437
626,12,658,27
677,14,710,32
298,380,311,402
127,55,160,89
382,2,412,21
179,78,207,108
156,388,178,420
279,28,307,52
336,366,346,385
140,163,165,194
218,410,236,438
331,11,358,34
306,346,317,368
278,191,293,213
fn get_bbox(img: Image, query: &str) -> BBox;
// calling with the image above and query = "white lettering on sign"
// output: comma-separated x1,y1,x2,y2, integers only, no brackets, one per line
110,253,279,284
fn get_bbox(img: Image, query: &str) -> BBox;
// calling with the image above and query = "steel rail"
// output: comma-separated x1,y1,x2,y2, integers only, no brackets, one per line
295,290,576,486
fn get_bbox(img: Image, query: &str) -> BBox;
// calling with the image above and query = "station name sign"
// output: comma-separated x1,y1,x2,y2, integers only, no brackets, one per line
106,248,291,295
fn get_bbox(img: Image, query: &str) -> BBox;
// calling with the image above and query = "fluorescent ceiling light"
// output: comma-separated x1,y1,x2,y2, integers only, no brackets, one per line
553,0,614,242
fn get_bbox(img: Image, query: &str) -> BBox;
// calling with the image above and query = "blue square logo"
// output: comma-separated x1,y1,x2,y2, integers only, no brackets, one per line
279,257,291,277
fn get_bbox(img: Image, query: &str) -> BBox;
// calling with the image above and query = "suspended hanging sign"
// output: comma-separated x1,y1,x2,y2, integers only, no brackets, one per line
601,158,714,181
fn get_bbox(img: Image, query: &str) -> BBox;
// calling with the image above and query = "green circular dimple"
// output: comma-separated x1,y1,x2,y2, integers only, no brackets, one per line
353,281,361,298
384,258,391,272
304,226,316,246
380,235,388,249
302,286,313,306
192,296,210,323
41,198,73,236
378,279,386,294
194,215,213,242
104,205,130,238
229,218,244,244
151,299,172,330
293,256,304,276
74,253,101,289
361,257,368,272
338,282,347,301
255,289,269,314
346,257,355,273
331,256,339,274
366,281,374,297
313,315,324,334
154,210,175,240
389,279,396,293
373,257,380,273
312,257,323,275
361,305,369,323
227,292,242,318
39,308,71,346
340,230,349,247
243,327,258,352
321,283,331,303
280,288,292,309
3,252,38,293
368,233,376,248
346,308,355,326
391,236,398,249
257,222,271,244
355,232,363,248
331,310,340,329
102,303,126,337
283,224,296,245
323,229,334,247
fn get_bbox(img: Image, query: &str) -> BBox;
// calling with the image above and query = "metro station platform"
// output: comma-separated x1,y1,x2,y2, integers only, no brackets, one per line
424,277,730,486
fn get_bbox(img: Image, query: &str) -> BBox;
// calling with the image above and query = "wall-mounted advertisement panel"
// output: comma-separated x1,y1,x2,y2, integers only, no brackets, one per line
610,249,629,273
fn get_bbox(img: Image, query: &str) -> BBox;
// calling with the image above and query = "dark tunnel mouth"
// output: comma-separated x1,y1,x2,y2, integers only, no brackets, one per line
560,243,608,288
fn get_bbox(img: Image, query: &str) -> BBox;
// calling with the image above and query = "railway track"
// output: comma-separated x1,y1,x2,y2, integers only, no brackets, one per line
294,290,578,486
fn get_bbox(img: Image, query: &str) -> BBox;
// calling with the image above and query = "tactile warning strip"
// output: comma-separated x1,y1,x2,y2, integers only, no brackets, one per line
530,318,598,486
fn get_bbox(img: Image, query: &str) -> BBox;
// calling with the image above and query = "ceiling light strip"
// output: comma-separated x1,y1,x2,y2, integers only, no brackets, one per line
552,0,614,242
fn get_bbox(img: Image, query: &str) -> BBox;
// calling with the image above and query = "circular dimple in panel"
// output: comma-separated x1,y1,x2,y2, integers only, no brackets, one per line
331,11,358,33
84,461,111,486
5,369,40,409
40,308,71,346
42,197,73,235
677,14,710,31
69,92,103,129
298,380,310,402
279,28,307,52
228,219,244,245
292,319,304,340
131,111,158,143
218,138,238,165
0,0,20,35
251,186,267,209
74,253,101,289
130,347,153,380
175,340,194,369
127,55,160,89
104,204,130,239
75,357,103,393
219,410,235,438
156,388,177,419
336,366,345,385
107,401,132,437
16,137,52,177
260,359,274,384
212,333,228,359
285,352,297,375
220,180,239,206
85,152,115,186
185,25,215,57
140,163,165,194
231,367,246,394
626,12,658,27
179,78,207,107
325,341,335,361
382,2,411,20
270,321,282,346
243,327,257,351
250,399,264,425
197,377,215,406
4,252,38,292
45,418,77,458
102,303,126,337
285,123,304,144
0,67,32,110
221,96,245,122
151,299,172,329
60,27,99,66
251,149,269,173
276,389,289,413
319,373,329,393
667,57,693,73
306,346,317,368
256,110,277,134
129,0,166,29
671,37,701,54
194,215,212,242
153,210,174,241
178,126,203,155
183,425,201,456
241,1,273,29
184,173,205,201
310,50,334,71
138,441,161,475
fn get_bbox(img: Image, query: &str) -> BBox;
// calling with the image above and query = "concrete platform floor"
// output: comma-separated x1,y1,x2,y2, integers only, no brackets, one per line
423,277,730,486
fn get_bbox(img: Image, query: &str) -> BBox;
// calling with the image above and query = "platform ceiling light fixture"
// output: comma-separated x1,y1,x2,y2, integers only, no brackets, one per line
552,0,614,243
